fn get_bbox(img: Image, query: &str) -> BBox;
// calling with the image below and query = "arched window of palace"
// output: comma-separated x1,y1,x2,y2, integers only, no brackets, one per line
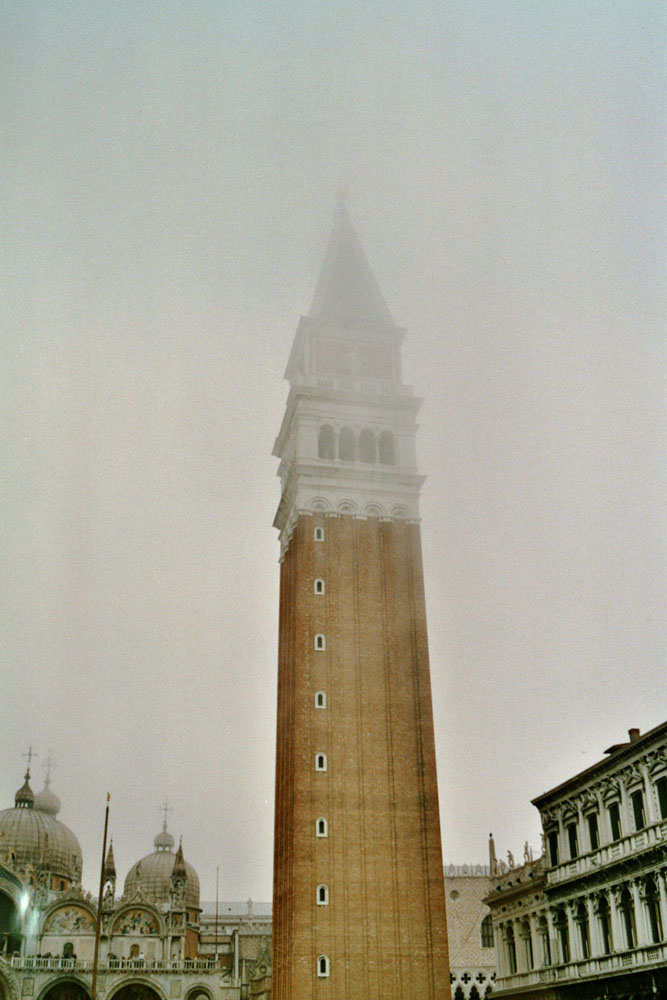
608,800,622,841
317,955,330,977
480,914,494,948
520,919,534,969
597,894,613,954
566,821,578,859
554,907,570,964
620,887,637,949
657,776,667,819
538,915,552,965
318,425,335,460
631,788,646,830
576,901,590,959
505,924,517,974
644,877,664,943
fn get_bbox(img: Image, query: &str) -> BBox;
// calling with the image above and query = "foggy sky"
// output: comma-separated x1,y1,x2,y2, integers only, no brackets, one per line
2,1,665,902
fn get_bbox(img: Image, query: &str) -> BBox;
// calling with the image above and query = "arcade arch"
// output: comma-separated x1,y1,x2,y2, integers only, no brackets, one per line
0,891,20,955
39,980,90,1000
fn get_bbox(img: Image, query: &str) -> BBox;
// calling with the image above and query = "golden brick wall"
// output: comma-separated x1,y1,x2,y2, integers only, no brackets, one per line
273,512,450,998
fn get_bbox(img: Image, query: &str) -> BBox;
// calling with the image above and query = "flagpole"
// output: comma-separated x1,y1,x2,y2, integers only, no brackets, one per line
214,866,219,966
91,793,110,1000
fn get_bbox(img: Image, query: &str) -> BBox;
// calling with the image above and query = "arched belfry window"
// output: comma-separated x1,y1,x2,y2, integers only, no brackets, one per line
379,430,396,465
359,429,376,463
317,884,329,905
315,691,326,709
315,753,327,771
314,633,326,651
338,426,355,462
316,817,328,837
317,955,330,977
481,914,493,948
318,425,335,460
314,579,325,595
314,526,324,542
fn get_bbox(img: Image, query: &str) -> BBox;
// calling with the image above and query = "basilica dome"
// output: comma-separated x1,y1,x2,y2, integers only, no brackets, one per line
123,822,200,911
0,770,82,886
33,777,62,817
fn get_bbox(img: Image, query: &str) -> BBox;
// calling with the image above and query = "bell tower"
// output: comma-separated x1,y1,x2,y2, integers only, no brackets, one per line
272,198,450,998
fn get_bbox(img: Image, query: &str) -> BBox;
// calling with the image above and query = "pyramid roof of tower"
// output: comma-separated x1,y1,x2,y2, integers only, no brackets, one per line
309,199,395,329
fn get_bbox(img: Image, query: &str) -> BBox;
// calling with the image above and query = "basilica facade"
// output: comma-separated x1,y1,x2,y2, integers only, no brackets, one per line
0,767,271,1000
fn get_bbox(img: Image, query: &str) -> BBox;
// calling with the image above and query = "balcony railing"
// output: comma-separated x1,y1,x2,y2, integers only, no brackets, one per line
547,819,667,886
7,957,222,974
494,940,667,992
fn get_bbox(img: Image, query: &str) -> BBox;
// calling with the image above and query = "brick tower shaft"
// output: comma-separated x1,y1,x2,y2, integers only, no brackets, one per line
272,199,450,998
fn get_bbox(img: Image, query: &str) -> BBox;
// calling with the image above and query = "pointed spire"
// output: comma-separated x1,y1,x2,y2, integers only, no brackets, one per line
309,194,395,329
104,840,116,879
488,832,497,875
173,838,186,878
15,768,34,809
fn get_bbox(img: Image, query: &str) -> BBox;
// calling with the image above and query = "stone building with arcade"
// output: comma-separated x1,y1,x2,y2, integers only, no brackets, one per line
485,722,667,1000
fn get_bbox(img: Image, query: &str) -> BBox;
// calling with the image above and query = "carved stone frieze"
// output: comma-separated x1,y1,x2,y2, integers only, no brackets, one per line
600,777,621,803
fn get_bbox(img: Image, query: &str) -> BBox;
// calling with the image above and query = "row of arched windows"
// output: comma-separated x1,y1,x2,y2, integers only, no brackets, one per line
501,874,664,976
318,424,396,465
546,775,667,868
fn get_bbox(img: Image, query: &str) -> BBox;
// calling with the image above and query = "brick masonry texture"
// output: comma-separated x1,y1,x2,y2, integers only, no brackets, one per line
273,512,450,999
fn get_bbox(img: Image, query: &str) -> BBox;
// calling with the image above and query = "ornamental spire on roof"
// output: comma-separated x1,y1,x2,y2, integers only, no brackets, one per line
104,840,116,878
173,838,186,878
309,192,396,329
15,769,34,808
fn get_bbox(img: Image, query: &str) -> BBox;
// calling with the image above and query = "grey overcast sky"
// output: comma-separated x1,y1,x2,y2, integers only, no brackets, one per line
2,1,665,902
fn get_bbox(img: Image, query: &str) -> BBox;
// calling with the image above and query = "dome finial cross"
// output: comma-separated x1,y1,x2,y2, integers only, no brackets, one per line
160,798,172,831
43,750,56,784
23,746,37,777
